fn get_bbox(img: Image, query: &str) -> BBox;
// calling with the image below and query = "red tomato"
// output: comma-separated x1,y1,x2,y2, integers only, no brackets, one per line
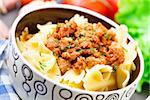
20,0,53,6
107,0,118,19
20,0,32,5
62,0,118,20
62,0,108,16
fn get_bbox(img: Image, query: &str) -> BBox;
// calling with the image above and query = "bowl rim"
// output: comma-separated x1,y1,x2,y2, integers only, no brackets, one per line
10,4,144,94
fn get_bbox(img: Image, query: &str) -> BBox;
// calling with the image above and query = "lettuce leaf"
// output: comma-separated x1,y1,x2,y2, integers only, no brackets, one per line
115,0,150,92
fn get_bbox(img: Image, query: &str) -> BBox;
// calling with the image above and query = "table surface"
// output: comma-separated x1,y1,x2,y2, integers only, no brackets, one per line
0,9,149,100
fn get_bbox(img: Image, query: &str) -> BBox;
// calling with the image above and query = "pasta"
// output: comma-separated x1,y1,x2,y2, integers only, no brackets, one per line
62,69,85,84
116,67,130,88
61,80,84,89
83,64,116,91
116,41,137,88
17,14,138,91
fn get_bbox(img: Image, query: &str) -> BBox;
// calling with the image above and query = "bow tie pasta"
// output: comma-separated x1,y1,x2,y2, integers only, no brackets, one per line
117,42,137,88
112,26,138,88
17,14,138,91
17,24,61,82
62,69,85,84
83,64,117,91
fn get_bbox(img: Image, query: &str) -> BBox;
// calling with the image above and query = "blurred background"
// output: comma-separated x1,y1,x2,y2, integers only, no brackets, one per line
0,0,149,99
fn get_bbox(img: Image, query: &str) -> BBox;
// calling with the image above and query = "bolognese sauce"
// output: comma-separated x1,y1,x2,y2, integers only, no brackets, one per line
46,20,125,74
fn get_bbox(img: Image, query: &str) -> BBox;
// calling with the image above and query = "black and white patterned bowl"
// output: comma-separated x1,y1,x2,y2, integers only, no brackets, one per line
7,4,144,100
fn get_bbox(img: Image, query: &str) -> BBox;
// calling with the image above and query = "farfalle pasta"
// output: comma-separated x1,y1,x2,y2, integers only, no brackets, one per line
83,64,116,91
17,14,138,91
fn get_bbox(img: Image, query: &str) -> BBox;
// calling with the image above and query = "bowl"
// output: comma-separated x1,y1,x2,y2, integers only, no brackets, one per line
7,4,144,100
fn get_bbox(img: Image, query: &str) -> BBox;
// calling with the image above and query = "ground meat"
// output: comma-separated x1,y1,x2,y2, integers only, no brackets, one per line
81,49,92,56
86,56,105,68
59,37,70,50
57,57,71,74
61,51,80,61
46,36,58,50
106,45,125,67
45,20,124,74
80,41,92,49
73,57,86,72
53,48,61,56
69,51,80,61
53,21,77,39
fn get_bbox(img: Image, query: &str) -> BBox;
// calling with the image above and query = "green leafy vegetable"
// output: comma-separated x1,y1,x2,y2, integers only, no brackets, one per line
115,0,150,92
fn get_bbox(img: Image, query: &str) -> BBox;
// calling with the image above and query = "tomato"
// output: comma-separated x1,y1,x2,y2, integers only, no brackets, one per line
62,0,108,16
20,0,32,5
62,0,118,20
107,0,118,19
20,0,53,6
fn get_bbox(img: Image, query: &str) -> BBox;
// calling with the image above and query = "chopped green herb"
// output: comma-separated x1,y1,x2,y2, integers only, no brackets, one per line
77,33,81,39
112,69,116,73
101,53,106,56
93,29,96,32
90,48,94,54
54,39,59,42
93,48,97,51
39,61,47,70
67,45,71,49
104,33,110,39
76,48,82,52
66,36,70,38
39,61,42,65
79,56,83,58
53,52,57,56
113,65,118,72
39,52,42,56
87,57,90,60
123,47,128,52
39,61,47,67
90,48,96,54
99,45,102,49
